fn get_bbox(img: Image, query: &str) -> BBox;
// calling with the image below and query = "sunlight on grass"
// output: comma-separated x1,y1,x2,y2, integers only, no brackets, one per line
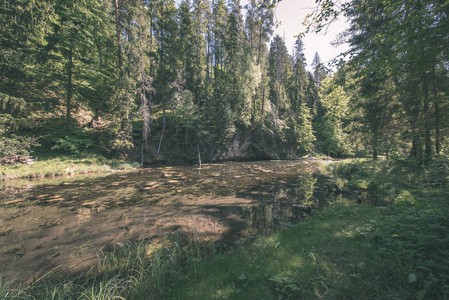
145,241,164,258
212,285,235,299
0,154,136,180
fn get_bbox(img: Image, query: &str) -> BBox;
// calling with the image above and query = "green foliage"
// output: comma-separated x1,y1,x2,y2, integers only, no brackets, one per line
0,134,39,158
51,135,93,155
356,202,449,299
0,92,40,159
306,0,449,161
3,0,448,162
315,77,351,156
311,52,327,87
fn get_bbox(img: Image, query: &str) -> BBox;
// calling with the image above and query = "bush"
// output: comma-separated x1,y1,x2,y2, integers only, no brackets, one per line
51,135,93,155
0,135,39,158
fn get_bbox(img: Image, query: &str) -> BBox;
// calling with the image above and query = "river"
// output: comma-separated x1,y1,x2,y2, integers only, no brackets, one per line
0,159,339,287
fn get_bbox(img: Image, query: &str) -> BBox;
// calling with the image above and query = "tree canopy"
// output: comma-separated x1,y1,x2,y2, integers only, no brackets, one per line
1,0,448,164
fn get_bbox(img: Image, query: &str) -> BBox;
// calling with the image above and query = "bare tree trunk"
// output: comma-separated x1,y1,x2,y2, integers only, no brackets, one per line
185,127,188,162
372,132,378,159
197,141,202,169
66,48,73,123
423,77,432,160
433,85,440,155
197,85,202,168
158,100,166,154
251,86,257,124
435,101,440,155
261,84,265,118
410,133,423,160
257,22,263,65
114,0,122,69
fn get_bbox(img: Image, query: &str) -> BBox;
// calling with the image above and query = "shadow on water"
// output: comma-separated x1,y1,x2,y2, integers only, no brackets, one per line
0,159,350,287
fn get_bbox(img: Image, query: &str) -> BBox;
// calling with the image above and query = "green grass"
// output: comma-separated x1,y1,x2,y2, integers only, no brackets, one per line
166,201,449,299
2,157,449,299
0,153,139,181
5,201,447,299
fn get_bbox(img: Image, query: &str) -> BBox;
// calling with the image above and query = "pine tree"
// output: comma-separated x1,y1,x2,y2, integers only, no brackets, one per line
288,36,308,115
178,0,195,87
153,0,179,154
315,77,350,156
268,35,291,129
311,52,327,87
310,0,449,161
244,0,274,65
212,0,227,71
224,0,245,114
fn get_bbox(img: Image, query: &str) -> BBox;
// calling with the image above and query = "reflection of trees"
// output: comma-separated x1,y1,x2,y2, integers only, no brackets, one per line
249,175,317,232
293,176,317,207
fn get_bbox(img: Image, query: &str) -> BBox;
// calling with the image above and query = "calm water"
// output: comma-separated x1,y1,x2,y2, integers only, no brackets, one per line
0,160,339,287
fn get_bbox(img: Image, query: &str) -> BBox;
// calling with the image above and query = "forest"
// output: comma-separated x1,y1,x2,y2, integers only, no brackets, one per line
2,0,448,167
2,1,449,299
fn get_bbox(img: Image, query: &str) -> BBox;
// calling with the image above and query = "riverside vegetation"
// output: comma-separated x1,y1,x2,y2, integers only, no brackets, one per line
1,157,449,299
1,0,448,167
1,0,449,298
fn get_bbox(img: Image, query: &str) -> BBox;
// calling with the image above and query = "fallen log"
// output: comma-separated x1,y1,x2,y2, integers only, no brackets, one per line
293,204,312,213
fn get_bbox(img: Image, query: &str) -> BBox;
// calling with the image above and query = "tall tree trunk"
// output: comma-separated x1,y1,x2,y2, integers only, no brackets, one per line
114,0,122,69
66,48,73,123
197,80,202,168
433,86,440,155
393,76,423,161
435,101,440,155
158,99,166,154
372,131,378,159
251,87,257,124
261,84,265,118
274,82,281,129
423,77,432,160
197,142,202,168
257,22,263,65
410,132,422,160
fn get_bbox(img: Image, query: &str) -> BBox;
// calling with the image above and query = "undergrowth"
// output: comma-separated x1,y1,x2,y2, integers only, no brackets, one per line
1,232,203,300
1,157,448,299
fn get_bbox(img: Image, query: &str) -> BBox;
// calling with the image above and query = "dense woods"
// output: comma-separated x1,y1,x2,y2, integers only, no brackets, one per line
1,0,448,165
2,1,449,298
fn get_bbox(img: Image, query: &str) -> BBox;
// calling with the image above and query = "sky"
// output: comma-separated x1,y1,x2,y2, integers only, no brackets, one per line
267,0,350,70
174,0,350,70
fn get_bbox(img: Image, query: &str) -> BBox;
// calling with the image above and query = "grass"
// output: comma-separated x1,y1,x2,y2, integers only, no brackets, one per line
1,235,197,300
166,201,449,299
2,156,449,299
0,153,139,181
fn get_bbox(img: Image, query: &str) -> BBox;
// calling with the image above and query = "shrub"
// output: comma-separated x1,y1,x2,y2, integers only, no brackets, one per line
0,135,39,158
51,135,93,155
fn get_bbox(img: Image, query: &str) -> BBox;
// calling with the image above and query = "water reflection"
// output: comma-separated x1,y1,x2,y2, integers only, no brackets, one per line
0,160,335,287
240,175,319,233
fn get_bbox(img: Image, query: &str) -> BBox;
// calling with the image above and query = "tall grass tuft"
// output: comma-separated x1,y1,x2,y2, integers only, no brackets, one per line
0,232,207,300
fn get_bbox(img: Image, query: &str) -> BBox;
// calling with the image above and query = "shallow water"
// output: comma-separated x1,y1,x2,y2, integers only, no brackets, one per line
0,160,336,287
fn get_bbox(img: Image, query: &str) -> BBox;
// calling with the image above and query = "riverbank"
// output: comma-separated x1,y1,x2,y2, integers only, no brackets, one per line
0,154,139,181
0,151,333,182
1,157,448,299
